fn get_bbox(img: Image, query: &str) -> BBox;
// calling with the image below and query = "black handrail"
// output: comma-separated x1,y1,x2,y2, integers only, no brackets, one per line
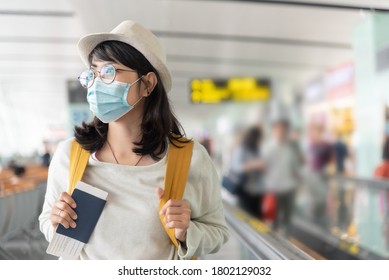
322,174,389,191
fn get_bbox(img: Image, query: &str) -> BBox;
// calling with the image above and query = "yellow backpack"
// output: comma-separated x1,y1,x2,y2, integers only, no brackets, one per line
67,137,194,250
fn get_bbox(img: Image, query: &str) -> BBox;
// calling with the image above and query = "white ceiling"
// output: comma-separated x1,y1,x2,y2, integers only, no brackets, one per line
0,0,388,108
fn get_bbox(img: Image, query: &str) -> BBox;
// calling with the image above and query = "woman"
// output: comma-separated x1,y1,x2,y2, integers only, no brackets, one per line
230,126,264,217
39,20,229,260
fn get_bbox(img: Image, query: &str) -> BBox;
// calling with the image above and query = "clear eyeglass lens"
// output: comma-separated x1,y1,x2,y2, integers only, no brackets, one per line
100,64,116,84
79,70,95,88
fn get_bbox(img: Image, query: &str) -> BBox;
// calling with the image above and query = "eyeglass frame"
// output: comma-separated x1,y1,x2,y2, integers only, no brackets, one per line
78,64,139,88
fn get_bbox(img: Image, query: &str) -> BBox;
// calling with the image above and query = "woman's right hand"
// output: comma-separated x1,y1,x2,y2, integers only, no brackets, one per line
50,192,78,229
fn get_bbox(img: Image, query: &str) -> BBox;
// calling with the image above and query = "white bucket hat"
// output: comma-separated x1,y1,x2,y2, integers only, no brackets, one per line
77,20,172,93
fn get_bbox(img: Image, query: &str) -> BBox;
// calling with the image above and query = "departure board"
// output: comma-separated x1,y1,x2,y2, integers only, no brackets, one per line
190,77,271,104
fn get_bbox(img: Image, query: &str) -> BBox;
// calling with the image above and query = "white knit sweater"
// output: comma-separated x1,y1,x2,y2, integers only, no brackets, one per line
39,138,229,260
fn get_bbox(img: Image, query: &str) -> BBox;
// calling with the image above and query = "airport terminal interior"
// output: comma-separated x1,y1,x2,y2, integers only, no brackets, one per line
2,0,389,260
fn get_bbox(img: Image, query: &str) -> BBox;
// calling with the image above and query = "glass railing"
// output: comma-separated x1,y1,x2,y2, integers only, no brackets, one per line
206,200,312,260
0,183,50,260
294,172,389,259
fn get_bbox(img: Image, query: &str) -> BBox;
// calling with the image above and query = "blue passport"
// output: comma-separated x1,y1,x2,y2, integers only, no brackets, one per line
56,185,107,244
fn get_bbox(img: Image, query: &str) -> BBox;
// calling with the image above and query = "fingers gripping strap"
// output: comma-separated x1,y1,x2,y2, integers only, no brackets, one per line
159,139,194,248
68,139,90,195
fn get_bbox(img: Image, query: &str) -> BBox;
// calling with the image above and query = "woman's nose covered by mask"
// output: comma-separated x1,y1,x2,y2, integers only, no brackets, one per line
87,76,143,123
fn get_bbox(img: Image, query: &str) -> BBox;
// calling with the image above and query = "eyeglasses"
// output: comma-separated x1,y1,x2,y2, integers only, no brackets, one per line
78,64,137,88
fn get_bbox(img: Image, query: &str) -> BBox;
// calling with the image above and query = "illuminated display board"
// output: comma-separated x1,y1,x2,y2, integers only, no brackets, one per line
190,77,271,104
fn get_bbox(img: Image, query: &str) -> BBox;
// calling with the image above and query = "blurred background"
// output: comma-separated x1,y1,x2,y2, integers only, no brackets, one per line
1,0,389,260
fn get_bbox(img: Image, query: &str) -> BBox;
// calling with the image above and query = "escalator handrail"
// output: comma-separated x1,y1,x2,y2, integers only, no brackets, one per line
223,200,313,260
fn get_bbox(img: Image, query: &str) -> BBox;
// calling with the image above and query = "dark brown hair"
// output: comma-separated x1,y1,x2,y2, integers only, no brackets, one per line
242,126,262,153
74,41,187,160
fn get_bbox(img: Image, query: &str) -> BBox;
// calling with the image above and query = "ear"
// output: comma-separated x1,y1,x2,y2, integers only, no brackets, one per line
141,72,158,97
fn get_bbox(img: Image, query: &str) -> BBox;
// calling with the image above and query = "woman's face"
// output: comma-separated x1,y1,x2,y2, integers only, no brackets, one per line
91,58,146,106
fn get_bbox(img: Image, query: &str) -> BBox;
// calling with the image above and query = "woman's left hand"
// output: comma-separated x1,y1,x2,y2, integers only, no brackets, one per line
157,187,191,242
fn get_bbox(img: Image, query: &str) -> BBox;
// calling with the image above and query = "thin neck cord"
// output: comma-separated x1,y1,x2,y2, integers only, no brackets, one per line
106,139,143,166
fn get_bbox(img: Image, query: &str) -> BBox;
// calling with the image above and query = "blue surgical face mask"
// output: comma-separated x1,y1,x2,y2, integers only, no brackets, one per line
87,76,143,123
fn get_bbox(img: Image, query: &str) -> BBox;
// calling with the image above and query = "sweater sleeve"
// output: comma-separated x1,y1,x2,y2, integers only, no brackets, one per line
178,142,230,259
38,138,72,242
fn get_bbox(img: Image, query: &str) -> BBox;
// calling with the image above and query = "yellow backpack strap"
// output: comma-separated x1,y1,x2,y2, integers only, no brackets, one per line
159,138,194,248
68,139,91,195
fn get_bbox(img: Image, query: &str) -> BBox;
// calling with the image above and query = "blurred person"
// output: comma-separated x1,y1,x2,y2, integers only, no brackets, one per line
8,157,26,178
39,20,229,260
41,142,52,167
374,137,389,250
374,137,389,178
332,134,348,175
289,127,305,166
308,124,332,173
305,123,332,227
262,119,302,234
330,134,349,234
198,133,213,156
229,126,264,218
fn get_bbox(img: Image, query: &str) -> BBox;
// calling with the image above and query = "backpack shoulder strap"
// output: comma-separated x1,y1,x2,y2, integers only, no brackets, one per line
159,137,194,248
68,139,91,195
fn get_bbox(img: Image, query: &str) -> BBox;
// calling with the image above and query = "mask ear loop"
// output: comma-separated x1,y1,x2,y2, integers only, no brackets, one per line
130,75,144,87
130,75,145,107
132,95,144,107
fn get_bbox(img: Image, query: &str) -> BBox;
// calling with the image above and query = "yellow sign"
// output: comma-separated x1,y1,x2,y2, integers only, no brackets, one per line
191,77,271,104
